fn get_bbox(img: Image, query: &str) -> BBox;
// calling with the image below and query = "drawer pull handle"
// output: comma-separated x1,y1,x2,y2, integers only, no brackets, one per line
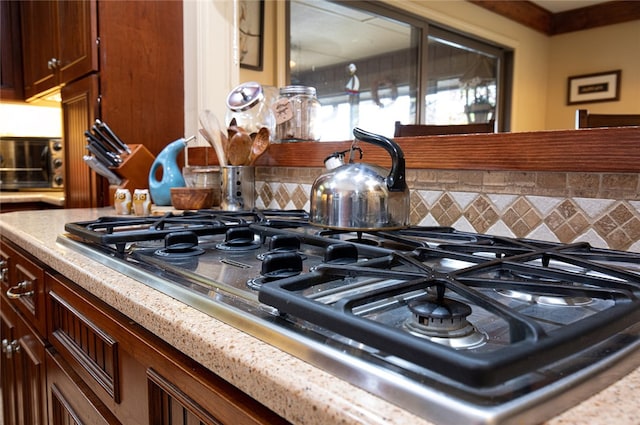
0,259,7,282
6,280,35,299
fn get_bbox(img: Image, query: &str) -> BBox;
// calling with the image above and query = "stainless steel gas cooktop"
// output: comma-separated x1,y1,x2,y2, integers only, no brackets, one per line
59,209,640,425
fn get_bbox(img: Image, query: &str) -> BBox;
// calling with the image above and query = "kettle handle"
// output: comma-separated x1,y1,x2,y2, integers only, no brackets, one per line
353,127,406,192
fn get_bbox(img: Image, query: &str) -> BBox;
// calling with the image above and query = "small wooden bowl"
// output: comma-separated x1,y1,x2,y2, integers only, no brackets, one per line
170,187,214,210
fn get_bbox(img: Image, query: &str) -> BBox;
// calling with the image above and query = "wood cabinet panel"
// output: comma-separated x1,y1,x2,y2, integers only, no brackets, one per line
1,301,19,425
56,0,98,87
61,73,103,208
49,290,120,403
47,349,122,425
1,240,47,336
20,0,98,100
147,368,223,425
1,295,47,425
98,0,185,158
47,272,289,425
0,0,24,100
20,0,58,98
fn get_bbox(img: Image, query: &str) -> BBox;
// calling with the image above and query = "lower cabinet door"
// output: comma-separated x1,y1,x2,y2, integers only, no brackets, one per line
1,295,47,425
46,348,122,425
147,368,223,425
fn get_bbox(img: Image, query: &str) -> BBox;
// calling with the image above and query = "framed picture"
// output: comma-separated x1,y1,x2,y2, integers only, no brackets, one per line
239,0,264,70
567,70,621,105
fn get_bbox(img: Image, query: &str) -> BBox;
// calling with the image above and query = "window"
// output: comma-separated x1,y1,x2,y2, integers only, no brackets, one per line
288,0,512,139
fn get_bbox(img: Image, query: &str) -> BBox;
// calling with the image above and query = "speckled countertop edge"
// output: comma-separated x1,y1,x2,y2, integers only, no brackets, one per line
0,190,65,206
0,208,638,425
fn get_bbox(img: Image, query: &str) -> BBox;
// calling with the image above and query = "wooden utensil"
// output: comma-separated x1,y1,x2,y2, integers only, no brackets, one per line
248,127,270,165
199,110,227,166
227,130,253,166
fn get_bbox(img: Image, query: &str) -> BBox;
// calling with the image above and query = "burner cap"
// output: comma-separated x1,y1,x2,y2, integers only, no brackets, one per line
216,227,261,251
408,297,472,324
154,231,204,258
404,296,486,349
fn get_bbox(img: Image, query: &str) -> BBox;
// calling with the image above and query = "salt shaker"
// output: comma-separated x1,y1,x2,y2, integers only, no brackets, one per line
133,189,152,216
114,188,132,215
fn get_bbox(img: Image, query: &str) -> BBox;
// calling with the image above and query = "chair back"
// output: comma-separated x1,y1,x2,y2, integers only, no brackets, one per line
576,109,640,128
394,120,495,137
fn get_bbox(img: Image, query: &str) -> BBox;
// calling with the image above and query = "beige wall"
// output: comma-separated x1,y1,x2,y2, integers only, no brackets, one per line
545,20,640,130
244,0,639,133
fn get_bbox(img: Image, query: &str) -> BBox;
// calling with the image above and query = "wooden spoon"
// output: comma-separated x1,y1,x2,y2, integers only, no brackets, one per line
227,130,253,166
199,110,227,166
248,127,270,165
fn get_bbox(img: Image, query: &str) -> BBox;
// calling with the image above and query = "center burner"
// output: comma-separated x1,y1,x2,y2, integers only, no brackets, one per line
405,295,487,349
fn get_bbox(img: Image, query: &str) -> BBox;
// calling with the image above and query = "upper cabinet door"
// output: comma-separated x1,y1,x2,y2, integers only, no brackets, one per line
57,0,98,87
20,0,58,99
20,0,98,100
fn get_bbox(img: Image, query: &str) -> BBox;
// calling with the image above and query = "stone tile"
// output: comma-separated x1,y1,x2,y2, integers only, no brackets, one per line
291,185,308,209
482,171,510,187
275,185,289,209
536,173,567,190
609,203,634,224
593,214,618,237
567,173,600,194
602,174,638,191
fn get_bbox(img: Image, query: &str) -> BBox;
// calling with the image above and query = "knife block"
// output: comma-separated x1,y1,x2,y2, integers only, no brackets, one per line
107,144,155,205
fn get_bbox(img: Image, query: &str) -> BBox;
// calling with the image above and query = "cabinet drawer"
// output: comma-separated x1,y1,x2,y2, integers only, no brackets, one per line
46,348,122,425
47,273,121,404
0,239,47,335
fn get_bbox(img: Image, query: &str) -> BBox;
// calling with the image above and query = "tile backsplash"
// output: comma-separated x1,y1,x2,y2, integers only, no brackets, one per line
255,167,640,252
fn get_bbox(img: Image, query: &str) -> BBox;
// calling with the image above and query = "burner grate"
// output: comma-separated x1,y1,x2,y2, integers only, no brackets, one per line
259,243,640,389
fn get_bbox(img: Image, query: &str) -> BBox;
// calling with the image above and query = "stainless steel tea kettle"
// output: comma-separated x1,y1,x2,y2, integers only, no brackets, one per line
309,127,409,230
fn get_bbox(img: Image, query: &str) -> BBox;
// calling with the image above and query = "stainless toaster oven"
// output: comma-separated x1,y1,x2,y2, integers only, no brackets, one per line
0,137,64,190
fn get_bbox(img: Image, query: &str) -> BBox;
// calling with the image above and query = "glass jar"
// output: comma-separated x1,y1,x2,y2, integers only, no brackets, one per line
225,82,276,138
274,85,321,142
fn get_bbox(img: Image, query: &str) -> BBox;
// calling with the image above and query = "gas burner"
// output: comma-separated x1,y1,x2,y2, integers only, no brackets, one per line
153,231,205,258
404,296,487,349
216,227,261,251
248,251,304,290
257,234,307,261
496,289,593,306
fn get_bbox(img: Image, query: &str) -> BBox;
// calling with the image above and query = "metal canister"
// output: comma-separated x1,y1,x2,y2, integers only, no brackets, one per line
274,85,321,142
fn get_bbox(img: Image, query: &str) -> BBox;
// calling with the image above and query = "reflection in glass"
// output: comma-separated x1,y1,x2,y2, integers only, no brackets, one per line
290,0,418,139
289,0,509,138
426,36,498,125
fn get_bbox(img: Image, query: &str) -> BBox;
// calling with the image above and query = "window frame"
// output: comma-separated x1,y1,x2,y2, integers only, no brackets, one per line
286,0,512,132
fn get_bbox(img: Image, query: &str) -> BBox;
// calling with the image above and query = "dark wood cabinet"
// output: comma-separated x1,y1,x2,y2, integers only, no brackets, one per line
1,238,48,425
1,235,287,425
46,349,121,425
0,0,24,100
16,0,184,208
1,288,48,425
61,73,103,208
47,272,288,425
20,0,97,100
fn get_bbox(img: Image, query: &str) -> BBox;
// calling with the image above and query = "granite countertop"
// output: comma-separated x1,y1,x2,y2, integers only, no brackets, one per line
0,190,65,206
0,208,638,425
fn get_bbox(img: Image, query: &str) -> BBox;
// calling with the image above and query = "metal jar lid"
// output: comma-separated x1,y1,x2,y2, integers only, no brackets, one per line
226,82,264,112
279,85,317,97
